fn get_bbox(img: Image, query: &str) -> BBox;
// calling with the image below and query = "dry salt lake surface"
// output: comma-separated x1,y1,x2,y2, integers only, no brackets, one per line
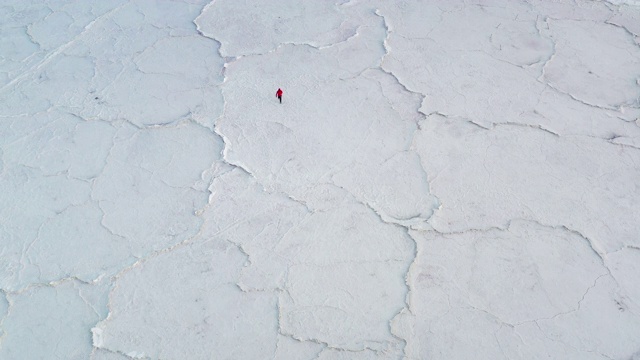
1,0,640,359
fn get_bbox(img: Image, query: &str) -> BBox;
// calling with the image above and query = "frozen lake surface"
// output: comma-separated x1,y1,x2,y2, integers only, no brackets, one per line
1,0,640,359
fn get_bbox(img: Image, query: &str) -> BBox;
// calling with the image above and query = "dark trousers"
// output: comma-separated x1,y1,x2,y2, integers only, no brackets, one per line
278,95,282,103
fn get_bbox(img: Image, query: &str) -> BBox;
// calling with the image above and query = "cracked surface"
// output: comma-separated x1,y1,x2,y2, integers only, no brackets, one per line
415,114,640,253
394,221,640,359
1,0,640,359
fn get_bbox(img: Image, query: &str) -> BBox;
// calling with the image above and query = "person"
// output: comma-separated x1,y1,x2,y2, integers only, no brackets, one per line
276,88,283,103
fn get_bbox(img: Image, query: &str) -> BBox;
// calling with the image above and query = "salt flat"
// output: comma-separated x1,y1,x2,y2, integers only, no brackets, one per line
1,1,639,359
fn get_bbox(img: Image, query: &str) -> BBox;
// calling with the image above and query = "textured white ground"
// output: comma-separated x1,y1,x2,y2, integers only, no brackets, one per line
1,1,640,359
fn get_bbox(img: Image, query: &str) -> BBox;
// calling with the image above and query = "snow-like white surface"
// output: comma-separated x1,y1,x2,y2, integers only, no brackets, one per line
1,1,640,359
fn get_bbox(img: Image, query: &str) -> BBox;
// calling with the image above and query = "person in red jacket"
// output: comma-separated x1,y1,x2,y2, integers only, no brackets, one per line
276,88,283,103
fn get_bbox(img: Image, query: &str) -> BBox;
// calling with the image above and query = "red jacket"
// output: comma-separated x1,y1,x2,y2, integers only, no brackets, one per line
276,89,283,97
